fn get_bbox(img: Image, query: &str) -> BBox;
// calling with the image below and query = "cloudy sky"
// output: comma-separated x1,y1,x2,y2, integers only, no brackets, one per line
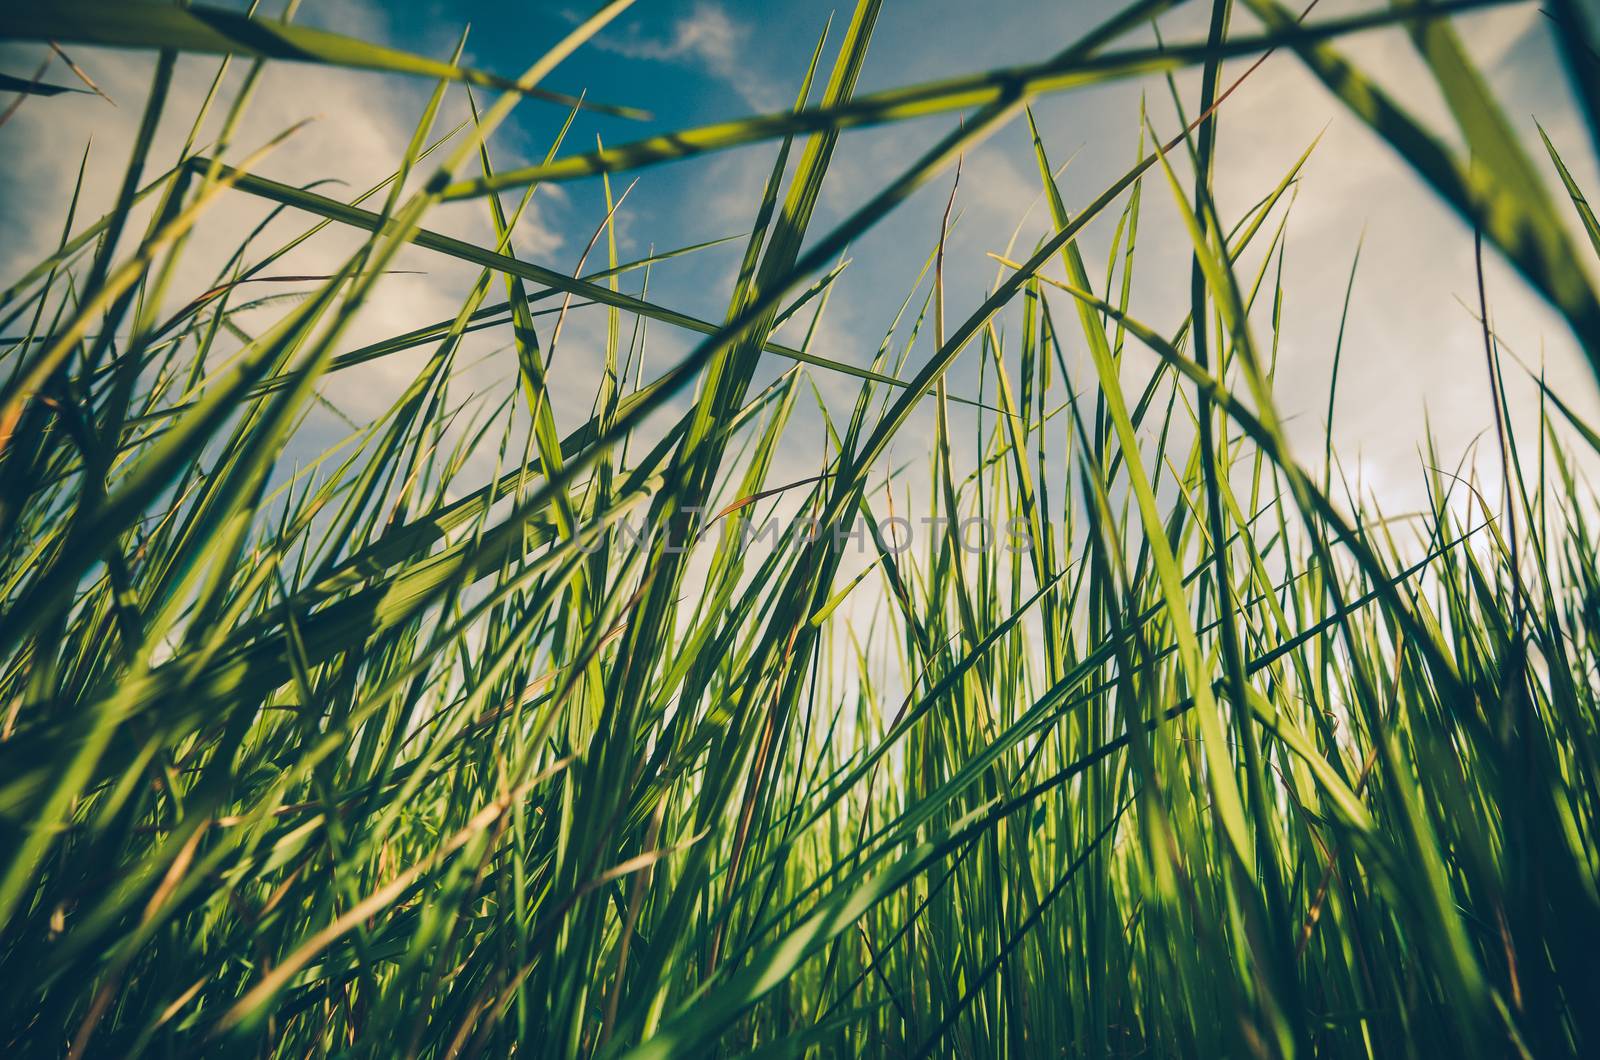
3,0,1598,525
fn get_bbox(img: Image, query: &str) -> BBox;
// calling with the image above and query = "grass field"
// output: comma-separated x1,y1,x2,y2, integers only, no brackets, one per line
4,1,1600,1056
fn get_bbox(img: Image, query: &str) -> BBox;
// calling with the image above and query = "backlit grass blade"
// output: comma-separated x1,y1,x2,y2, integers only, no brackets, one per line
437,0,1506,200
0,1,646,117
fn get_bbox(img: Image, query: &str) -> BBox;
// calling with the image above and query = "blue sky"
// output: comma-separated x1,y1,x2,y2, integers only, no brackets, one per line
3,0,1597,516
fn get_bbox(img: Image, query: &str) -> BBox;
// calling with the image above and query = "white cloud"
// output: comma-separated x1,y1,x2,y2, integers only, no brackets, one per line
0,6,577,444
1192,0,1600,511
582,1,780,111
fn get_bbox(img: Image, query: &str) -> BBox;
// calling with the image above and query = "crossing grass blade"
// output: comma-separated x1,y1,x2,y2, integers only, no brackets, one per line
0,1,647,118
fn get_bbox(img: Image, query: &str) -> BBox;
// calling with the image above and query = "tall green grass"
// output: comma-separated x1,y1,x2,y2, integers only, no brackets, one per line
3,1,1600,1056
